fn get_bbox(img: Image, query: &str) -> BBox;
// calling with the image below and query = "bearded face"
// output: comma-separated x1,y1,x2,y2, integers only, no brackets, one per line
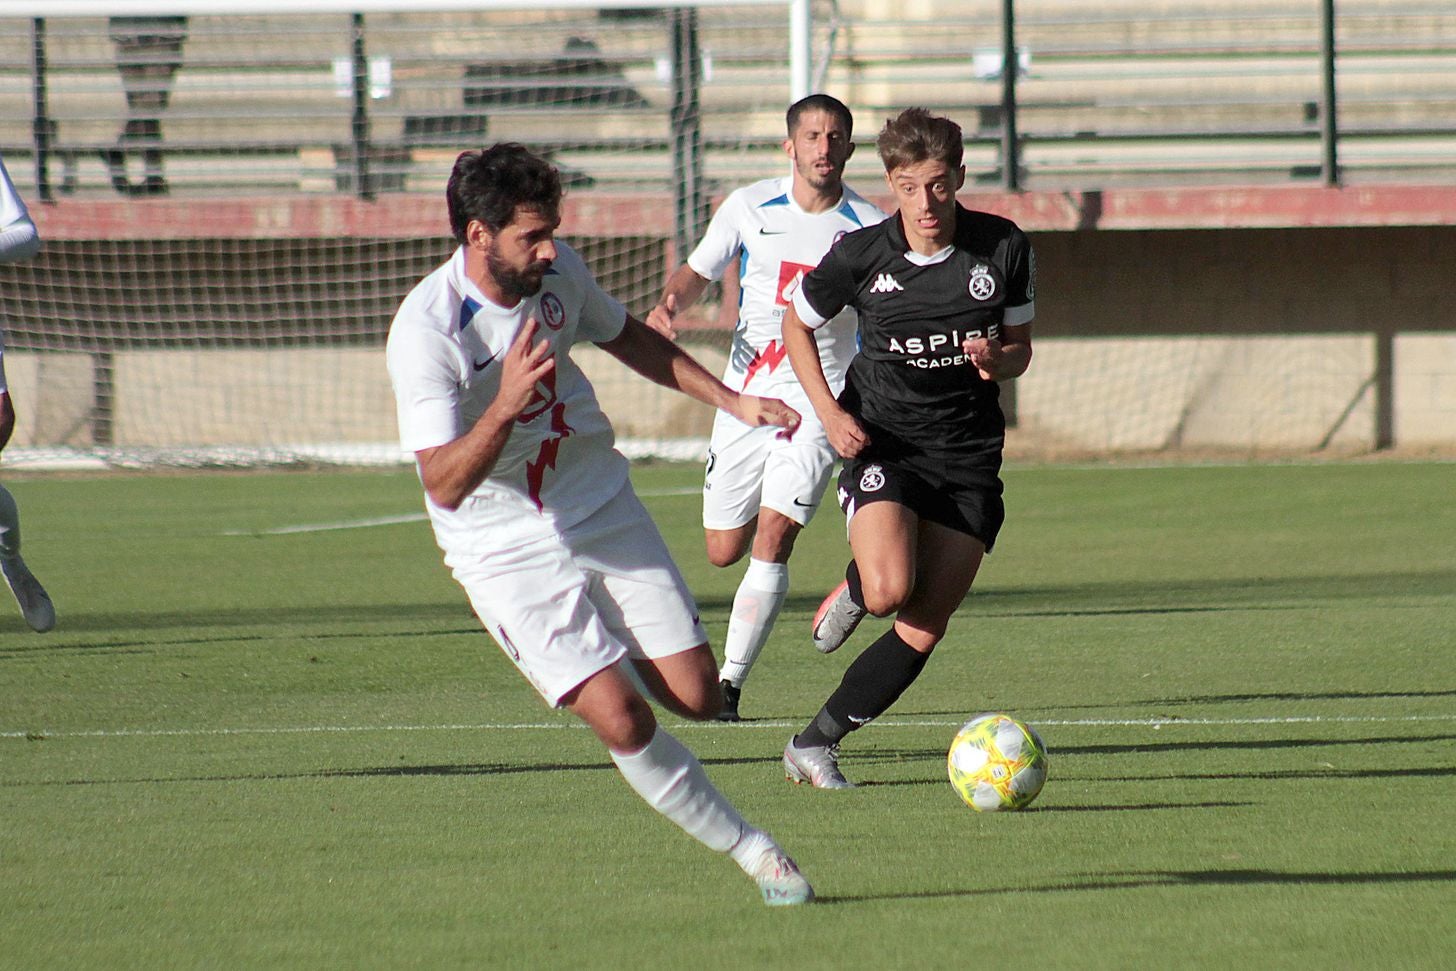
487,237,552,303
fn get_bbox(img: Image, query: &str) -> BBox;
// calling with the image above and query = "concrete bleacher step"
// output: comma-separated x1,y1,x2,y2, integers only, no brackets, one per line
1,2,1452,196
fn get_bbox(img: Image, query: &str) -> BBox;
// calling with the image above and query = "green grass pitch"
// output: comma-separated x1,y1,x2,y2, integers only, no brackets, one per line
3,459,1454,968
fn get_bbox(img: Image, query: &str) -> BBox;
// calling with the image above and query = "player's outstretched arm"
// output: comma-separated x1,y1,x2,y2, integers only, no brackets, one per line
415,316,554,510
645,264,712,341
782,306,869,458
600,315,800,438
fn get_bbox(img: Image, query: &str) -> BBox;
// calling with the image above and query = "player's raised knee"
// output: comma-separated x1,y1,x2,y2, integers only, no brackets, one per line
860,576,912,617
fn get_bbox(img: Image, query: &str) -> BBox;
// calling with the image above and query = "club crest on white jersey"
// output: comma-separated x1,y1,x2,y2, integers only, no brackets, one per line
540,292,566,330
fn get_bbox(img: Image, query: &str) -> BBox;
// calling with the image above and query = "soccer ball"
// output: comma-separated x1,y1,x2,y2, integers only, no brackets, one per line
947,713,1048,812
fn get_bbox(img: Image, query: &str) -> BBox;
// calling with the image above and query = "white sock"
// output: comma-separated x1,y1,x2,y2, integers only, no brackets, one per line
610,726,749,853
719,558,788,688
0,484,19,560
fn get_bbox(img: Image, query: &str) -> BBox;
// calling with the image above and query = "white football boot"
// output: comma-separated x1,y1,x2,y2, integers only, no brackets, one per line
783,737,855,789
2,556,55,633
811,580,865,654
734,830,814,907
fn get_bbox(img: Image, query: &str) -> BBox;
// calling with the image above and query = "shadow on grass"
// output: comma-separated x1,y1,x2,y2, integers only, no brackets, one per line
817,868,1456,905
0,603,484,657
855,733,1456,766
1078,764,1456,782
0,602,473,636
992,687,1456,718
697,566,1456,621
11,565,1450,652
1051,731,1456,757
967,567,1456,617
4,753,784,788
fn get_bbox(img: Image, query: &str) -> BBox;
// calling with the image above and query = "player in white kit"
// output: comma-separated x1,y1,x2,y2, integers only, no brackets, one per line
647,95,886,720
0,152,55,633
386,144,814,905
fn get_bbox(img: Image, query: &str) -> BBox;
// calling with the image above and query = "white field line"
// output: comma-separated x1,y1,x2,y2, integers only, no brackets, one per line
6,712,1455,740
222,513,425,536
221,487,701,536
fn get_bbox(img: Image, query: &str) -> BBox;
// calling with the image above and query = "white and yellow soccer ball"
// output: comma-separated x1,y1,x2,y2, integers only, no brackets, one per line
947,713,1048,812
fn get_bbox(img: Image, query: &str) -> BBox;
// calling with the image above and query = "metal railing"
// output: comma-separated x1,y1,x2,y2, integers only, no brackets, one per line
3,1,1454,208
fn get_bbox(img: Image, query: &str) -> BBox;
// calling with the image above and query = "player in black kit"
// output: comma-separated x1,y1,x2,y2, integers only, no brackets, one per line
779,107,1036,788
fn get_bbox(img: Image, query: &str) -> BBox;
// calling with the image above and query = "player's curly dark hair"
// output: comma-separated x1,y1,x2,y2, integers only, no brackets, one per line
447,143,562,243
875,107,964,173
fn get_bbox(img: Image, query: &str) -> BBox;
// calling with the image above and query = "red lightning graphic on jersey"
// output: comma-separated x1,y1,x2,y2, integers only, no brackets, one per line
525,402,574,510
744,340,790,386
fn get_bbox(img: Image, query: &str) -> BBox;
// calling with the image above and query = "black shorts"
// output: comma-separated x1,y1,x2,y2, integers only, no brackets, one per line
836,455,1006,552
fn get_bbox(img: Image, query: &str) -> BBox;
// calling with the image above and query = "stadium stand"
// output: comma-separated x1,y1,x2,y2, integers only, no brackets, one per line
0,1,1452,462
2,2,1453,195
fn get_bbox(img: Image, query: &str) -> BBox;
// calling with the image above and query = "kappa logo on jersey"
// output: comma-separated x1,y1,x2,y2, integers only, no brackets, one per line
859,464,886,492
968,264,997,301
776,261,815,306
539,292,566,331
870,273,904,294
517,364,558,423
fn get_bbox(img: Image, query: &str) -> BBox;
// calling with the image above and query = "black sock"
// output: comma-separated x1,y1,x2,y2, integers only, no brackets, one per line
845,560,865,610
795,627,929,748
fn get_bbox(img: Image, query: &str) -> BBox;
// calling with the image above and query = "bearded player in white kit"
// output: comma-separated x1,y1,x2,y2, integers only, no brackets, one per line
386,143,814,905
647,95,886,720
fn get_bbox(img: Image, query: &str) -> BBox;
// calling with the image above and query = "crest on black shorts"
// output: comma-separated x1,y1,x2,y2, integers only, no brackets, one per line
968,264,997,302
859,464,886,492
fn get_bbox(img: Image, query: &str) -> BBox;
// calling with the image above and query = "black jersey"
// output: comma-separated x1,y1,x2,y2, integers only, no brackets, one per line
798,204,1035,480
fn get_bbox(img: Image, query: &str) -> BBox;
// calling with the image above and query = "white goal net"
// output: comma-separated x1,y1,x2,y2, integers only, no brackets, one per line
0,0,819,468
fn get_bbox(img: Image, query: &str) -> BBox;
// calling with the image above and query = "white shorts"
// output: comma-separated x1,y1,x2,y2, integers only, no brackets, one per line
448,485,707,707
702,405,836,531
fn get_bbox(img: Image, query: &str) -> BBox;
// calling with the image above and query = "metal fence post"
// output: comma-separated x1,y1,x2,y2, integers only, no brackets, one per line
1000,0,1021,191
1320,0,1339,186
31,18,52,202
350,13,373,201
669,7,706,264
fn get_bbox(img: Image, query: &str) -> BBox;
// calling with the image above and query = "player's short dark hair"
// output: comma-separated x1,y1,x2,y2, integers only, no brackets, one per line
786,93,854,139
875,107,964,173
447,143,562,243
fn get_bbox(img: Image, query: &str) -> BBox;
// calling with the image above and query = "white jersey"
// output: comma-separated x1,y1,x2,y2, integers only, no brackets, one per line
687,176,885,400
386,243,630,555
